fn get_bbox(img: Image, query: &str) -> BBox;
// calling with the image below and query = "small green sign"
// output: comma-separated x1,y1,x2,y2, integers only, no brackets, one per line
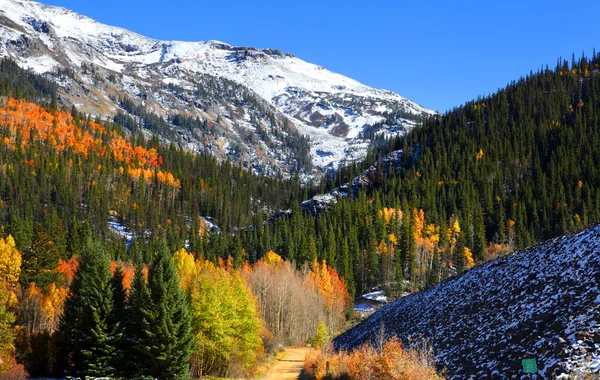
522,358,537,373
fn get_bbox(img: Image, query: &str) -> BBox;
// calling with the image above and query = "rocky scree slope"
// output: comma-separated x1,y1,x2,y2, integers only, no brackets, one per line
334,225,600,378
0,0,432,177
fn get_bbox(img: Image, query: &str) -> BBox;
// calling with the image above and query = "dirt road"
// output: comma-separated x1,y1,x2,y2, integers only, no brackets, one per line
264,347,310,380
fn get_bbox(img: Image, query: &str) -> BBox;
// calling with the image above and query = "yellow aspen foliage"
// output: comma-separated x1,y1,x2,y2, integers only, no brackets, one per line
413,209,425,241
464,247,475,269
476,148,484,162
424,224,440,245
263,250,283,265
0,235,20,285
377,240,388,256
0,235,21,306
173,252,263,377
173,248,197,290
451,220,461,234
388,233,398,245
0,282,16,374
377,208,402,224
309,260,350,317
42,283,69,329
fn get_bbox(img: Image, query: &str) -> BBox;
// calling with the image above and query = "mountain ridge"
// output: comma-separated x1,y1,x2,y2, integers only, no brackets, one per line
0,0,433,177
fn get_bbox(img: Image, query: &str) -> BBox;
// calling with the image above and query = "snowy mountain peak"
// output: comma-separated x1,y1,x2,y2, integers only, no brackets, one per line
0,0,433,177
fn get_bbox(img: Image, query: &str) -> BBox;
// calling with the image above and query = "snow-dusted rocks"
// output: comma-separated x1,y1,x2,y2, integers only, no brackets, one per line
334,225,600,378
0,0,432,177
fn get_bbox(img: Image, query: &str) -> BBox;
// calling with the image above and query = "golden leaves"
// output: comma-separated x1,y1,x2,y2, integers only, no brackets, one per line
0,236,21,297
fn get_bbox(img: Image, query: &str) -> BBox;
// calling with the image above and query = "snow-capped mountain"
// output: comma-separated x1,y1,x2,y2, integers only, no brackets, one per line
0,0,433,177
334,225,600,378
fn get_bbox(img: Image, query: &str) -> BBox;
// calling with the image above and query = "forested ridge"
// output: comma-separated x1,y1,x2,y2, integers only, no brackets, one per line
225,53,600,298
1,51,600,378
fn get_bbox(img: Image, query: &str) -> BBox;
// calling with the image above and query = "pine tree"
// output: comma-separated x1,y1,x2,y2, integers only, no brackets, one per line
473,213,487,262
110,265,128,375
20,224,60,291
326,227,337,270
428,248,441,287
124,262,148,378
455,233,467,273
57,240,116,378
339,238,355,298
137,241,194,379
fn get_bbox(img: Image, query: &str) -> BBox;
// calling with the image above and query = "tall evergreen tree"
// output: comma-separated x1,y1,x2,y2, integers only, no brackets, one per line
124,262,149,378
137,240,194,379
20,224,60,290
110,265,128,375
473,213,487,262
57,240,116,378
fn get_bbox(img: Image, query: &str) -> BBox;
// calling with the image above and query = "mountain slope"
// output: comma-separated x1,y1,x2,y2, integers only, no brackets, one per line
334,225,600,378
0,0,432,176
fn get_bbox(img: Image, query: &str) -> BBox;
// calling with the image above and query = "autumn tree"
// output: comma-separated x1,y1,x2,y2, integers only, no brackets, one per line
0,282,17,374
313,321,329,350
174,249,262,377
0,235,21,296
0,235,20,374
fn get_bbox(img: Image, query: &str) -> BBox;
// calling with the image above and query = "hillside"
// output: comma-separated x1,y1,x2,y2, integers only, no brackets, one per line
334,225,600,378
0,0,432,176
0,59,311,261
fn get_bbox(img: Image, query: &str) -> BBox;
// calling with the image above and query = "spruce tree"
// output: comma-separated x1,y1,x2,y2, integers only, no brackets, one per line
473,213,487,262
124,262,149,378
57,240,115,378
20,224,60,290
137,240,194,379
110,265,128,375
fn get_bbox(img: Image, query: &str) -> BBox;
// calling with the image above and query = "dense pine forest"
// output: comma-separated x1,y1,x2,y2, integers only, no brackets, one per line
2,51,600,377
216,53,600,298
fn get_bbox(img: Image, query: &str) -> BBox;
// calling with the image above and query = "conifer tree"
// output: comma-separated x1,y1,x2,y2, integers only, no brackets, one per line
124,262,148,378
57,240,115,378
137,240,194,379
473,213,487,262
110,265,128,375
20,224,60,290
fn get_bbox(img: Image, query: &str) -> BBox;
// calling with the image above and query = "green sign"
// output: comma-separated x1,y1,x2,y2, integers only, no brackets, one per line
522,358,537,373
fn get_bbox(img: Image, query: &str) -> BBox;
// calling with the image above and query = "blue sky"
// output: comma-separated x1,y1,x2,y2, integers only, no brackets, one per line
43,0,600,112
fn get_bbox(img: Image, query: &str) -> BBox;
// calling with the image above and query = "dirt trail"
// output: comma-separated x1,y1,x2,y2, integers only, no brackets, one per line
263,346,310,380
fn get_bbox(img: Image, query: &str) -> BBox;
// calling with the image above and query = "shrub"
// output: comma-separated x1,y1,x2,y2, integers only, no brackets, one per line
304,336,444,380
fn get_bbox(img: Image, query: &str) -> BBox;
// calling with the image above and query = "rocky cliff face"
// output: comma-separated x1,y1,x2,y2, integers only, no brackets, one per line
0,0,433,178
335,225,600,378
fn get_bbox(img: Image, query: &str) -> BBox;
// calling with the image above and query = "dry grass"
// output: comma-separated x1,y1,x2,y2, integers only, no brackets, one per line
304,337,444,380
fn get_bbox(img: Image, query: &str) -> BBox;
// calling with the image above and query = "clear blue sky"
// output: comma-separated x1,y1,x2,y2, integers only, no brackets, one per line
42,0,600,112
